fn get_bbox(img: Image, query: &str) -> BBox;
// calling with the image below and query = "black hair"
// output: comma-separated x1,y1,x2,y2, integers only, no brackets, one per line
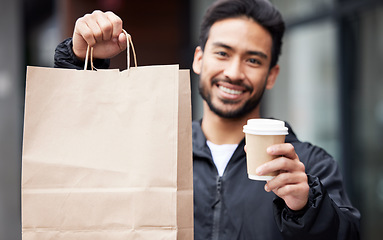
199,0,285,68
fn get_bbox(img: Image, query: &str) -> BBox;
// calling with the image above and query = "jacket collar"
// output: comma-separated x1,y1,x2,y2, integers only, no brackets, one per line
192,120,246,160
192,120,212,160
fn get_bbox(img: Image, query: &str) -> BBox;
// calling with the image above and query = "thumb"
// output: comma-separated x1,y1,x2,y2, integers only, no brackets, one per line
117,32,128,51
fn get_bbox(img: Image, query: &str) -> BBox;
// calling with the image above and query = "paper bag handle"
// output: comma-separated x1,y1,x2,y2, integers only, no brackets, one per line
84,29,137,71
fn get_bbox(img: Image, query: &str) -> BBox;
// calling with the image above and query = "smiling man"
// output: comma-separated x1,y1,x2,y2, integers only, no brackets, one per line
54,0,360,239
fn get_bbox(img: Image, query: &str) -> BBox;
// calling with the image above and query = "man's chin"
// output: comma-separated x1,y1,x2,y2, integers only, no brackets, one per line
208,103,248,119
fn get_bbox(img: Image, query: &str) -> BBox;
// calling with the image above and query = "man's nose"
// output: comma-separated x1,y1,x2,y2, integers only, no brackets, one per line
223,58,245,81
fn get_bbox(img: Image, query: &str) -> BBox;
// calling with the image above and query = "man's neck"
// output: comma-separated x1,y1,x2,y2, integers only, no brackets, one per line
201,103,260,145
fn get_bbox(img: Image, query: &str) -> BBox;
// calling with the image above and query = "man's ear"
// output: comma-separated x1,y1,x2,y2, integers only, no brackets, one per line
266,64,280,90
192,46,203,75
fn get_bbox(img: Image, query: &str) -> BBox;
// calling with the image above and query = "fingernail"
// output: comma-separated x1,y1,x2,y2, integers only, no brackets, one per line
267,146,274,154
256,167,262,175
264,184,270,192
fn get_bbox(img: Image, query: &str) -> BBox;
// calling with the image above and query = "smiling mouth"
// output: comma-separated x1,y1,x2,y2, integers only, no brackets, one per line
219,85,243,95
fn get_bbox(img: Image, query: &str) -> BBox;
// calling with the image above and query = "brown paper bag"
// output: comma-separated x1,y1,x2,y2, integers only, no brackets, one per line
21,62,193,239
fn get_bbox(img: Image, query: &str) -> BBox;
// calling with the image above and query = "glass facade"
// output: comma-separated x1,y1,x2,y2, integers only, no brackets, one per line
271,0,335,21
355,6,383,239
267,1,383,239
263,19,340,160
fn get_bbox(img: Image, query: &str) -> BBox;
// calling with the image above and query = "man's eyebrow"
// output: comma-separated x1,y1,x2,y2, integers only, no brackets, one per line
212,42,234,51
247,50,268,59
212,42,268,59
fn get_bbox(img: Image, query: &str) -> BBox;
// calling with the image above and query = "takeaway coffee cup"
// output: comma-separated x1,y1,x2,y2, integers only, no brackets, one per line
243,119,288,181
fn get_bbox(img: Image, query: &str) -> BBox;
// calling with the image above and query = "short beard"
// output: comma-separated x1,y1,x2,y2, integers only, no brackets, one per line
199,77,267,119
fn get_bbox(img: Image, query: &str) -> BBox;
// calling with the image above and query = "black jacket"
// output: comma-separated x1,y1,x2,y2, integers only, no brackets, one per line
54,38,360,240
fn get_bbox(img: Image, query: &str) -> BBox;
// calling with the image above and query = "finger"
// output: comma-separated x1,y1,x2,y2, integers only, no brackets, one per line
256,156,303,176
265,171,307,192
267,180,309,211
267,143,297,160
85,11,105,43
116,32,127,51
271,182,308,197
105,11,123,39
74,18,96,46
95,14,114,41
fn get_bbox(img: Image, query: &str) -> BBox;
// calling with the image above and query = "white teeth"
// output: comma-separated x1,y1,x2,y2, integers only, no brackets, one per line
219,86,243,95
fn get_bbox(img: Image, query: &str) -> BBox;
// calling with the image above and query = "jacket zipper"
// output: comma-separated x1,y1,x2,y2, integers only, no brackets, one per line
211,176,222,240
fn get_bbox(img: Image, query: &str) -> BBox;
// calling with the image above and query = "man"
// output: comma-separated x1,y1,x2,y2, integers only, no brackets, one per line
54,0,360,239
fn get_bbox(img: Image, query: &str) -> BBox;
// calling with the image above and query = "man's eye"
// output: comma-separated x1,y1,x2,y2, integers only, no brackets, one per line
216,51,228,57
248,58,261,65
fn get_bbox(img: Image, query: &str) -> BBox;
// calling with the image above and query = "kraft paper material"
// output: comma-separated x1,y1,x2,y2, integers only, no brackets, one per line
22,65,193,240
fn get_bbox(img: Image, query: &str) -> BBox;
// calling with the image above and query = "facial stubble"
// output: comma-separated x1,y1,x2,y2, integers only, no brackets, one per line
198,74,268,119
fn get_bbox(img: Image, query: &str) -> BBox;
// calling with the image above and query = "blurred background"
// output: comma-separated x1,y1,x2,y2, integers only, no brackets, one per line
0,0,382,239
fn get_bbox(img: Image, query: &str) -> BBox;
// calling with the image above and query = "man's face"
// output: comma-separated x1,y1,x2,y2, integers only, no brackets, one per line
193,17,279,119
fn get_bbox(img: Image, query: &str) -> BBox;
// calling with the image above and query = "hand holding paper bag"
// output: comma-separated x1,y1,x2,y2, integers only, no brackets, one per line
73,10,127,60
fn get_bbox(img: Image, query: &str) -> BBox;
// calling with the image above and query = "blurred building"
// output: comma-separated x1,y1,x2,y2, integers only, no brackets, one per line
0,0,382,239
265,1,383,239
0,0,23,239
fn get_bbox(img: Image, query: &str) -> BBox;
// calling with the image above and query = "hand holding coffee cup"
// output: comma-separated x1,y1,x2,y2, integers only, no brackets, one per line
243,119,309,211
243,119,288,181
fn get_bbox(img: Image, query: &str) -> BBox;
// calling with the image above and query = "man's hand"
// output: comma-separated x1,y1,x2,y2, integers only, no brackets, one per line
72,10,127,60
255,143,309,211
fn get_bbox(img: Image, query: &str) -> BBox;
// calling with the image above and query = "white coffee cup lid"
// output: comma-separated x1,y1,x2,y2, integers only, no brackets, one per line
243,119,288,135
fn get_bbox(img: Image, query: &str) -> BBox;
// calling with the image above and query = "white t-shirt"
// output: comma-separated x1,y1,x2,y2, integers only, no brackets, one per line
206,140,238,176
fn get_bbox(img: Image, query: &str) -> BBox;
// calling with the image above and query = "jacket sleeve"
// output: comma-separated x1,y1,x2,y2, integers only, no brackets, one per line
273,142,361,240
54,38,110,70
